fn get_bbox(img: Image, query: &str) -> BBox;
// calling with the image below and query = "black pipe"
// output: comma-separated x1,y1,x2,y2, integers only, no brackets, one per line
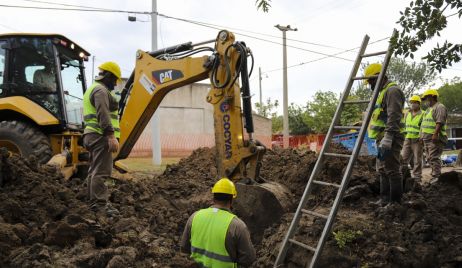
237,42,254,134
149,42,193,58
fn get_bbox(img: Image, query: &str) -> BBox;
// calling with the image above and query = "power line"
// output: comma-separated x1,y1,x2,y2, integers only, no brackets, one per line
0,3,371,62
17,0,113,11
167,18,348,51
262,36,391,74
0,3,151,14
157,14,355,61
3,2,352,52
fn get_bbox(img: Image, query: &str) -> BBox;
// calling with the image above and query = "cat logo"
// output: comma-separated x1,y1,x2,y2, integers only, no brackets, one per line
152,69,184,84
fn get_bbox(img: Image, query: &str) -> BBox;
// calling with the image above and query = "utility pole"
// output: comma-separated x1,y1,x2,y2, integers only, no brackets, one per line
275,24,297,149
151,0,162,165
259,67,263,106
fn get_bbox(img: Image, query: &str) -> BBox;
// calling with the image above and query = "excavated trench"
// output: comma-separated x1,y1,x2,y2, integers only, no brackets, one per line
0,146,461,267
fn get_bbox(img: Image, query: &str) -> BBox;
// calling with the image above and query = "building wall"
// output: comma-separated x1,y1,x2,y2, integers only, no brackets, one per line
129,83,272,157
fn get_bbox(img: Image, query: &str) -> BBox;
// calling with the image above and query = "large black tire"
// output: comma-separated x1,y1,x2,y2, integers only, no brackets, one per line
0,120,52,164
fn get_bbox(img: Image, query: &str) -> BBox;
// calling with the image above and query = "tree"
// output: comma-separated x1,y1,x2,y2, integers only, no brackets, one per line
255,98,279,118
438,77,462,113
304,91,338,133
288,104,311,135
393,0,462,72
255,0,271,12
387,58,437,98
272,115,283,133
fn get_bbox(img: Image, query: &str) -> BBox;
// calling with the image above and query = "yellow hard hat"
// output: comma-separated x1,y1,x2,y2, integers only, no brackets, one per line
421,89,438,99
212,178,237,198
409,95,421,103
363,63,382,84
98,61,122,80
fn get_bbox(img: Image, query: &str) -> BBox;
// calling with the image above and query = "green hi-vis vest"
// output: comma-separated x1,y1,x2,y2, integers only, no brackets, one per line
191,207,237,268
83,82,120,138
368,82,405,139
404,111,423,139
421,106,447,137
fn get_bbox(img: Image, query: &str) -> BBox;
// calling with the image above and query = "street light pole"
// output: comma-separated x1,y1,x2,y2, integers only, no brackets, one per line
275,24,297,149
259,66,263,106
151,0,162,165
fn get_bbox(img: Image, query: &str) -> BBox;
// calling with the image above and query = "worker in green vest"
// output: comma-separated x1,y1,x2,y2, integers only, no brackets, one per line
400,95,424,191
83,61,121,217
365,63,405,206
180,178,256,267
420,89,448,184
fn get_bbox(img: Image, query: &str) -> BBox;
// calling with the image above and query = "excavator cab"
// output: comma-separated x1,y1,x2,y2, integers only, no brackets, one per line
0,34,90,164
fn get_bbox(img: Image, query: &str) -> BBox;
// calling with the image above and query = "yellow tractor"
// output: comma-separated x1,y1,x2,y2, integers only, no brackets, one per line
0,31,290,234
0,34,89,176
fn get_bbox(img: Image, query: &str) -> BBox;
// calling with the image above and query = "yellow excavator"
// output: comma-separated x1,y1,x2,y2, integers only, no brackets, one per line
0,31,290,237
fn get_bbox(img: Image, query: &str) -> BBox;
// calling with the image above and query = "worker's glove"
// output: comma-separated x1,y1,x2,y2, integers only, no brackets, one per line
377,132,393,160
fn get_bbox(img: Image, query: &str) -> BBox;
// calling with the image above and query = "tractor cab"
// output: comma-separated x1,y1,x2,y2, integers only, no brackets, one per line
0,33,90,129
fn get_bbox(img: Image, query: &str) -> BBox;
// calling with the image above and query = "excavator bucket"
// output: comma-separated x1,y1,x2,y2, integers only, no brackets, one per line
233,181,292,243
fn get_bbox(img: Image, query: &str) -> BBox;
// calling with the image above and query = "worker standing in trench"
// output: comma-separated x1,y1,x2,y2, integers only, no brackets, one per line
180,178,256,267
420,89,448,184
400,95,424,191
83,61,122,217
365,63,406,206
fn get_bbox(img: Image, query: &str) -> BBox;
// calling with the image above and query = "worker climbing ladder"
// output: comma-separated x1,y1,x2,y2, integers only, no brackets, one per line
274,29,397,268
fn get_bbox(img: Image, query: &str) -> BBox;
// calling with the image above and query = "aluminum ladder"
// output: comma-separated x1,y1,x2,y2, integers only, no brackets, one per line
274,30,397,268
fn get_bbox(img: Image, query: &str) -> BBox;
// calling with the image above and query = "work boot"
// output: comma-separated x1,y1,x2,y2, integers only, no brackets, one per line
389,176,403,203
371,176,390,206
430,176,439,184
403,177,416,192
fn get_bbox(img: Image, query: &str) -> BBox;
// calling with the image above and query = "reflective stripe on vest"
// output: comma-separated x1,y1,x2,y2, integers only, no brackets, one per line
405,111,423,139
421,107,447,137
83,82,120,138
367,82,405,139
191,208,237,268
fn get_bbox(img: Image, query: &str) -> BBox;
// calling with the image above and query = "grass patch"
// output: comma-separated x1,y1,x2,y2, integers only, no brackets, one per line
119,157,181,174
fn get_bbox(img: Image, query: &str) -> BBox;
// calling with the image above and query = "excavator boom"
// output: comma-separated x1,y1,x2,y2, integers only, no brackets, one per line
116,31,291,240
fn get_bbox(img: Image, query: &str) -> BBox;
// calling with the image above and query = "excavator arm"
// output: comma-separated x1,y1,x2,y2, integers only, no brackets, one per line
116,30,265,182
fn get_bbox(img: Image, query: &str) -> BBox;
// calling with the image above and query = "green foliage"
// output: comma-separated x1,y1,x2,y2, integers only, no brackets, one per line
272,115,283,133
255,98,279,118
393,0,462,72
333,230,363,249
255,0,271,12
438,77,462,113
289,103,311,135
304,91,338,133
387,58,437,98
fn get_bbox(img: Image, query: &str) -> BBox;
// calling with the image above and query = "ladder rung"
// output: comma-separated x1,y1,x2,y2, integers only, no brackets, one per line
324,152,351,158
312,180,340,188
289,239,316,252
352,75,378,81
301,209,328,219
343,99,370,104
362,50,388,58
334,126,361,130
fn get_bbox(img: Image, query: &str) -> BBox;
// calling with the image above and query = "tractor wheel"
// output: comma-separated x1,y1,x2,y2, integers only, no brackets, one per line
0,120,52,164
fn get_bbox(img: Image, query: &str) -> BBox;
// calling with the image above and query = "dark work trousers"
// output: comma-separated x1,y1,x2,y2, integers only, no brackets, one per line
83,132,112,205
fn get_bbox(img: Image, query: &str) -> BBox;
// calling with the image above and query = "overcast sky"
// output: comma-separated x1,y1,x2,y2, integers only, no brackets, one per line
1,0,461,113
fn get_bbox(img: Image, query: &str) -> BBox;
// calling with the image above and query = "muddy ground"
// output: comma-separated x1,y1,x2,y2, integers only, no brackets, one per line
0,146,461,267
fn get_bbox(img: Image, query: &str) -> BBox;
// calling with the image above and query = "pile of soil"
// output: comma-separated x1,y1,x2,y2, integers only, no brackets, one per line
1,145,461,268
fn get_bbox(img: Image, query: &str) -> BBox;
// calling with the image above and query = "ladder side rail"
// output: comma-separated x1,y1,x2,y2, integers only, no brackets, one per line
308,29,397,268
274,34,371,267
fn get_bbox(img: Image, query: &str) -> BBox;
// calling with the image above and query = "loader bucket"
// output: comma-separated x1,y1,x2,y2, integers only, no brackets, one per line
233,181,292,243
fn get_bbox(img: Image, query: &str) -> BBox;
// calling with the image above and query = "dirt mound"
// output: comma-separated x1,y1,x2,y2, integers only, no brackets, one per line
1,145,462,268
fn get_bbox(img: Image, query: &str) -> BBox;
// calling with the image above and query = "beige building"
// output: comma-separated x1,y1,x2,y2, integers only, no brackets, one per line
127,83,272,157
